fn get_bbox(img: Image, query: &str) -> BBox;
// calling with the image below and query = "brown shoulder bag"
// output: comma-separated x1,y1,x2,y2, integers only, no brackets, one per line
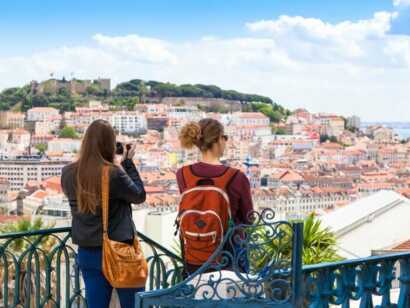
101,165,148,288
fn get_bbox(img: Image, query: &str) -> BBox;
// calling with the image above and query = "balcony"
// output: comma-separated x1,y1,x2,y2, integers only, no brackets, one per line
1,210,410,307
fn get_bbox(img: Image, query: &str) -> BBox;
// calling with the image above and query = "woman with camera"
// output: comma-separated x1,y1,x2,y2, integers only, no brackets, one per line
61,119,146,308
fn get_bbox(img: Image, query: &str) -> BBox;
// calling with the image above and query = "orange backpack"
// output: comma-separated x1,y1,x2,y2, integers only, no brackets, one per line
177,165,238,266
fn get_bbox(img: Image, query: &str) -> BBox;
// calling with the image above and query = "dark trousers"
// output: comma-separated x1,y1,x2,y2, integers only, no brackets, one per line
77,247,144,308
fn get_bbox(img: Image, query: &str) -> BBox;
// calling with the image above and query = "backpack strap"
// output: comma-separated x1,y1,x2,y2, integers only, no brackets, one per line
213,168,239,191
181,165,239,192
181,166,202,190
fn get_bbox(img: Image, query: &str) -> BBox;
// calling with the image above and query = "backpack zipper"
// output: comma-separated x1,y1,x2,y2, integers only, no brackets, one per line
179,186,232,218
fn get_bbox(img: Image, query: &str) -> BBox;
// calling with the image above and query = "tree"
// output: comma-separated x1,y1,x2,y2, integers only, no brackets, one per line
274,127,287,135
59,126,78,139
246,102,288,123
86,84,104,96
320,134,330,143
138,81,149,104
329,136,338,143
346,126,358,133
0,217,55,252
0,218,56,307
35,143,47,155
111,97,138,110
58,87,71,97
112,80,274,104
299,214,342,264
251,213,342,270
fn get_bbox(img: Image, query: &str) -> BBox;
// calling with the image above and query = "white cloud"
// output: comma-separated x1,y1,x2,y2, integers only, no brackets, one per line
0,10,410,121
246,12,406,67
394,0,410,7
247,12,396,40
93,34,177,64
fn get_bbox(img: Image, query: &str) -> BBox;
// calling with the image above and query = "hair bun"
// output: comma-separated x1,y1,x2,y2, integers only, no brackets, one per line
179,122,201,149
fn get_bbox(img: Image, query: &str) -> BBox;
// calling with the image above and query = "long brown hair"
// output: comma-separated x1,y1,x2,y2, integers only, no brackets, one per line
179,118,224,152
75,119,116,214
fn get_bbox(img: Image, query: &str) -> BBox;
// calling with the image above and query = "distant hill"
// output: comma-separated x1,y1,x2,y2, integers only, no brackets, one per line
113,79,273,104
0,78,290,122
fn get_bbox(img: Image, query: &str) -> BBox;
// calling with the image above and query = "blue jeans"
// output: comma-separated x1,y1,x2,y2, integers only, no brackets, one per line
77,247,144,308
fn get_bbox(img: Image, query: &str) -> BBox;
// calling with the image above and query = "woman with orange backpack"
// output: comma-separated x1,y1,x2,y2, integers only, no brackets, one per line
176,118,254,275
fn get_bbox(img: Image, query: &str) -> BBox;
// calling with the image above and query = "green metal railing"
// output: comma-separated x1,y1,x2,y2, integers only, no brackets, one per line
0,227,183,308
303,252,410,307
3,226,410,307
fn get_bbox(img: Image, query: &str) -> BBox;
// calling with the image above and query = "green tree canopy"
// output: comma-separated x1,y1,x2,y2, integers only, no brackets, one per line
59,126,78,139
243,102,289,123
113,80,273,104
1,78,289,114
274,127,287,135
35,143,48,154
250,213,342,271
0,217,55,252
320,134,338,143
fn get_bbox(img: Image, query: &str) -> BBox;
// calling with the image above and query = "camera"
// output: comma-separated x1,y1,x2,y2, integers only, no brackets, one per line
115,142,132,155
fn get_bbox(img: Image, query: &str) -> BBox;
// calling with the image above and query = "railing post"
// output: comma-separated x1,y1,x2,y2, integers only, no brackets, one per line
292,222,304,307
398,257,410,307
357,263,376,308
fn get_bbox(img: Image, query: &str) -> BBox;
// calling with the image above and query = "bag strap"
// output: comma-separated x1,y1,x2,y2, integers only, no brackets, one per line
101,165,110,237
182,165,238,191
213,168,239,190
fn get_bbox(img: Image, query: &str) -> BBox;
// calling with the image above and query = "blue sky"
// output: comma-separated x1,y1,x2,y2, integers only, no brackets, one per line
0,0,398,55
0,0,409,121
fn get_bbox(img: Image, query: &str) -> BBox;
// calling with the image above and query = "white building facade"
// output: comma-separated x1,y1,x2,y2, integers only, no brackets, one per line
111,112,147,134
0,157,70,191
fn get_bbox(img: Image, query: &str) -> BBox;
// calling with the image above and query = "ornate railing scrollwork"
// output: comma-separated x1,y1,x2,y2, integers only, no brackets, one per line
3,214,410,307
136,209,304,307
0,227,184,308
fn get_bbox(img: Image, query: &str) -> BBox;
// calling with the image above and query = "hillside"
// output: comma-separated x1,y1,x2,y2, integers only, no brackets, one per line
114,79,272,104
0,78,290,122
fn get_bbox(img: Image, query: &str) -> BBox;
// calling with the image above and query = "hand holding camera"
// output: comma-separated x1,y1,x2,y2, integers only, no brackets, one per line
116,142,136,162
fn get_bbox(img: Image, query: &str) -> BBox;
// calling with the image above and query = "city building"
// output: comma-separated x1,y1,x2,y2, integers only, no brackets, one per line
110,111,147,134
374,127,395,144
37,194,71,226
48,138,81,153
32,78,111,96
0,111,25,129
315,114,345,137
286,116,308,135
10,128,30,145
27,107,60,122
255,187,351,220
231,112,270,127
167,106,203,127
31,134,54,146
346,116,361,130
293,108,312,122
0,156,70,191
63,110,112,129
146,114,169,131
0,177,9,202
34,120,60,135
321,190,410,258
133,207,178,253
